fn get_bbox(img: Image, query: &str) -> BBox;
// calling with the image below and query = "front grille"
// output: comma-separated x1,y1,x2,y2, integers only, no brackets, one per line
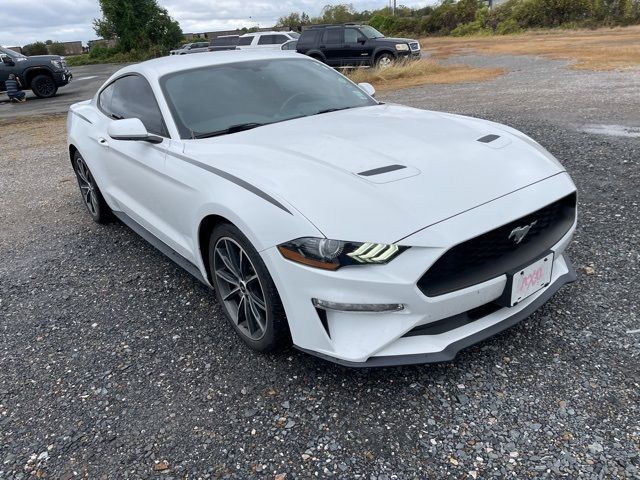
418,192,576,296
409,42,420,51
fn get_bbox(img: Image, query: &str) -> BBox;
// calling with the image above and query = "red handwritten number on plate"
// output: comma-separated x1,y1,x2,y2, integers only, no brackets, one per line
519,267,543,292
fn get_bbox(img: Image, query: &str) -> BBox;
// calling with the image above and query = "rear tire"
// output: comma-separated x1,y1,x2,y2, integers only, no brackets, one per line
72,151,113,224
209,223,289,352
31,74,58,98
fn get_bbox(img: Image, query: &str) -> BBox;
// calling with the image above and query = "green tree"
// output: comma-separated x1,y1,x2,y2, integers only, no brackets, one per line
276,12,312,28
93,0,183,52
317,4,356,23
22,42,49,56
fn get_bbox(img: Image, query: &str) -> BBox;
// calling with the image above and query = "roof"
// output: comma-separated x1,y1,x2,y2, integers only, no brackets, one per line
115,50,305,80
240,31,295,36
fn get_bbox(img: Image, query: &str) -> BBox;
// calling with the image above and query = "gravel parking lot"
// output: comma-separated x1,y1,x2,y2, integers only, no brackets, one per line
1,54,638,478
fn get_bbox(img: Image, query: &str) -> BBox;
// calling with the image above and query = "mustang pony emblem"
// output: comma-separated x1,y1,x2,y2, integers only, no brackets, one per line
509,221,537,244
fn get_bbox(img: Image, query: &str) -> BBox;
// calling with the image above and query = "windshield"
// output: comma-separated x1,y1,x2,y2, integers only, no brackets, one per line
161,58,378,139
289,32,300,39
0,46,26,59
359,26,385,39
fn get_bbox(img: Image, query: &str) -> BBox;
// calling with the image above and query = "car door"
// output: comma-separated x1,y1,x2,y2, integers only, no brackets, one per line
0,54,18,90
95,74,187,253
319,27,346,66
344,28,373,66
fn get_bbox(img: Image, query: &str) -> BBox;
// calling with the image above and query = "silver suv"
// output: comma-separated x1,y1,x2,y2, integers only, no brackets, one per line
169,42,210,56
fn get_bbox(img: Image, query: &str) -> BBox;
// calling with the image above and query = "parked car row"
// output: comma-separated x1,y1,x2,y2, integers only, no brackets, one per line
170,24,420,68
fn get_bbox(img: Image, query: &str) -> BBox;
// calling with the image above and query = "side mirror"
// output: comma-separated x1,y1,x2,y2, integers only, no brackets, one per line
108,118,163,144
358,82,376,98
1,55,14,66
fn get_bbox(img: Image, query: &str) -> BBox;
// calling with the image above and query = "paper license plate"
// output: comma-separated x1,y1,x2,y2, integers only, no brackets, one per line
509,253,554,306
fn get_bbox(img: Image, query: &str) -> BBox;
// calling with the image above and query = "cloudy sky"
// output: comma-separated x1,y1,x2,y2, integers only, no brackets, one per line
2,0,429,47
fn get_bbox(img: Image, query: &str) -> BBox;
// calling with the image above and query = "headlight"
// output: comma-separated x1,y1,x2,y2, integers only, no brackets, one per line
277,237,408,270
395,43,409,51
50,59,63,69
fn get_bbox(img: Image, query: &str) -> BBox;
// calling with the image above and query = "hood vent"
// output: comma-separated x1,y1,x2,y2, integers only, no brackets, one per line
358,164,406,176
477,134,501,143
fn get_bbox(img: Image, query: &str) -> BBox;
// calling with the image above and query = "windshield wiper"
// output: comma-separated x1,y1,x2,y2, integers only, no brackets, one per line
194,122,265,139
314,106,353,115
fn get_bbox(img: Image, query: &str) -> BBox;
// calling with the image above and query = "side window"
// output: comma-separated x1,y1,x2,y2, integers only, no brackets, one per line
258,35,274,45
345,29,365,44
272,35,288,44
98,82,116,116
322,28,343,45
106,75,167,137
238,36,253,46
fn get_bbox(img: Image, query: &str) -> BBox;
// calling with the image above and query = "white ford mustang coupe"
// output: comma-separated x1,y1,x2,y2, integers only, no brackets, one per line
67,51,577,366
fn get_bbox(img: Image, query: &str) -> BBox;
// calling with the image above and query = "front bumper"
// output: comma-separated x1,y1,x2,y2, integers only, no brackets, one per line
54,70,72,86
296,258,576,367
262,173,578,367
399,49,421,61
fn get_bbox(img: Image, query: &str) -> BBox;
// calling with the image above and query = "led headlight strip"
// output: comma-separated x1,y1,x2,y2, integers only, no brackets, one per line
278,237,407,270
347,242,399,263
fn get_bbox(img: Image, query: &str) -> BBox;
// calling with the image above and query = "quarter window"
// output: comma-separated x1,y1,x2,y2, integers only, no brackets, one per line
99,75,167,137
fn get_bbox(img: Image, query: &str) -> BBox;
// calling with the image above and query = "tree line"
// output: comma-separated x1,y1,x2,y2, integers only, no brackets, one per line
278,0,640,36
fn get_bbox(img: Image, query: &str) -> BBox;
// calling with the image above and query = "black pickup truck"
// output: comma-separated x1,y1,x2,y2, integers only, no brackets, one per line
0,46,73,98
296,24,421,68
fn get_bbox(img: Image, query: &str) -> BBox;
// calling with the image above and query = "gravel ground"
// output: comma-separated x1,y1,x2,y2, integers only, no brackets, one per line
1,54,639,479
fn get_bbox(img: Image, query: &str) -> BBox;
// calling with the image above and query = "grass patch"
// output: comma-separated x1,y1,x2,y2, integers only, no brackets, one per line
65,46,164,67
424,25,640,70
344,59,504,92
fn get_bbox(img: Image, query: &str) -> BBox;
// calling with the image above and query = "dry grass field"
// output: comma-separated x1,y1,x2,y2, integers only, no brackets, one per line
345,59,505,92
424,25,640,70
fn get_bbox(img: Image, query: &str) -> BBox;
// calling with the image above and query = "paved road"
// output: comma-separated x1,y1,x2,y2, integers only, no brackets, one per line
0,64,121,120
0,55,638,478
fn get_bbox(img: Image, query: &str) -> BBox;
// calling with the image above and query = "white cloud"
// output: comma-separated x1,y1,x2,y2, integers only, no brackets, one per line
0,0,430,47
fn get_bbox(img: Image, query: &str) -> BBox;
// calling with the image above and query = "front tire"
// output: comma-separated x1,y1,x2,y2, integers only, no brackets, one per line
375,52,395,69
31,74,58,98
209,223,289,352
72,151,113,224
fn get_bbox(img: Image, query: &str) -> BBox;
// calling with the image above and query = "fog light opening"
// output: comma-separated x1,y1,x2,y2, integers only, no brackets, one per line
312,298,404,313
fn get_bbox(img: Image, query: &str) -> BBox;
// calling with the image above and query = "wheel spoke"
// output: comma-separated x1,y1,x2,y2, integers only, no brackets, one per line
244,296,258,334
247,289,266,311
217,244,241,281
236,295,246,325
89,191,99,214
244,274,258,284
222,287,240,301
247,296,266,331
215,268,239,286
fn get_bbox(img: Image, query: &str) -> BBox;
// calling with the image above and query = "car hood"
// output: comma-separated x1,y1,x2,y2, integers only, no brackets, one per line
380,37,418,44
27,55,63,61
184,104,565,244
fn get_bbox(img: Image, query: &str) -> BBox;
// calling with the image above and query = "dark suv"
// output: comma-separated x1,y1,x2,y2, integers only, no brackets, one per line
296,24,420,68
0,46,72,98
